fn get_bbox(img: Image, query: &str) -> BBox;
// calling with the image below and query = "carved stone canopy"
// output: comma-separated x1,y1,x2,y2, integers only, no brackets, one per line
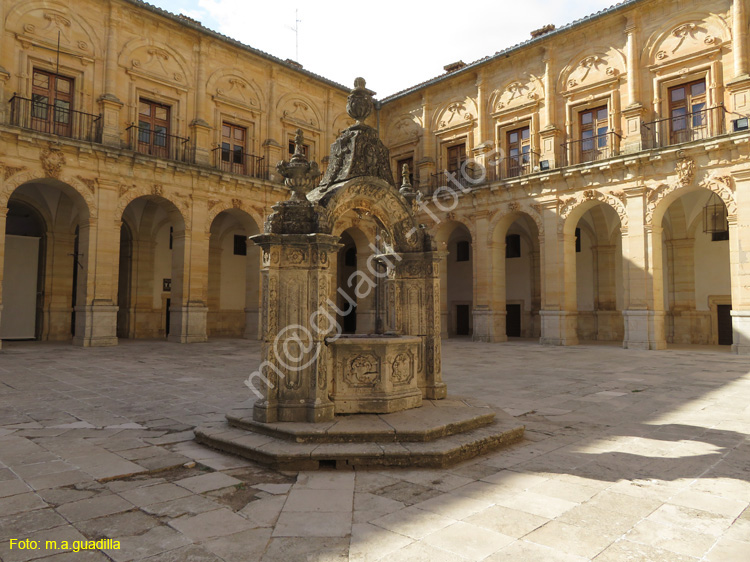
318,78,394,188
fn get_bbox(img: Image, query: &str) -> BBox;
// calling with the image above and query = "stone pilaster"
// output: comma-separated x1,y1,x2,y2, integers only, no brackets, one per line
73,180,120,347
391,251,447,400
250,233,340,423
0,209,7,350
622,187,666,350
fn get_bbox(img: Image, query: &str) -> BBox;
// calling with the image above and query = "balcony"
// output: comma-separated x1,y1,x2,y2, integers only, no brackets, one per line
641,105,727,150
562,131,621,166
126,124,190,163
425,166,483,196
213,147,267,180
9,95,101,143
487,151,542,182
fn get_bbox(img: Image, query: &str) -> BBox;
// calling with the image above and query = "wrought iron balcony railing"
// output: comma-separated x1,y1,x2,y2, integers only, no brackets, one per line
9,95,101,143
425,166,485,196
126,124,190,163
487,151,542,182
213,147,267,179
562,131,621,166
641,106,725,150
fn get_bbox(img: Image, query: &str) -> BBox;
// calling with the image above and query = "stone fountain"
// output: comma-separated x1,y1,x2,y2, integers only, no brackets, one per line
195,79,524,469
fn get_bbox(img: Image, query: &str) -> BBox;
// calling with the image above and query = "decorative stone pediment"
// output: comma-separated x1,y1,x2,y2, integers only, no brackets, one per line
211,73,261,110
332,112,356,136
10,6,99,58
278,97,320,129
385,114,422,145
434,98,477,131
489,75,543,114
122,41,189,88
647,18,728,66
561,48,625,93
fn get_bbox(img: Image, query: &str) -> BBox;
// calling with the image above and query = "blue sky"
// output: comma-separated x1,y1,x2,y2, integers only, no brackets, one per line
147,0,620,96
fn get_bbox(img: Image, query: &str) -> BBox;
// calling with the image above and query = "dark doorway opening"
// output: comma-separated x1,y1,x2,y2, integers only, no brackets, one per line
456,304,470,335
506,304,521,337
717,304,732,345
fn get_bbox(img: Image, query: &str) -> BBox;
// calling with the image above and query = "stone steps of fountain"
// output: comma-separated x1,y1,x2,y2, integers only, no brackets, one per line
194,406,525,470
224,396,498,443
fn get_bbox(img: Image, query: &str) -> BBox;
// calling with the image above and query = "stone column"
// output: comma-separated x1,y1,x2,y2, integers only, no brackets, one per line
592,244,619,341
251,233,340,422
168,220,209,344
99,1,124,147
0,208,7,350
73,181,119,346
665,238,696,343
487,238,508,342
539,55,561,168
622,187,666,349
621,19,646,153
417,92,435,189
391,251,447,400
244,243,261,339
734,0,749,79
730,171,750,353
190,37,211,166
539,201,577,345
471,212,496,341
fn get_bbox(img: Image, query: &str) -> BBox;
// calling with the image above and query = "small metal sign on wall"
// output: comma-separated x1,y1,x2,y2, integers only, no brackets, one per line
163,278,171,292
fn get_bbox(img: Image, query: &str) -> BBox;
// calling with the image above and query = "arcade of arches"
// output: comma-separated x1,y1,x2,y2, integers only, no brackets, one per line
1,169,741,353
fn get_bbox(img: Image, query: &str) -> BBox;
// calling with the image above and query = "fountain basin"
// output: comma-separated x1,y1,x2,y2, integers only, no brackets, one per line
329,335,423,414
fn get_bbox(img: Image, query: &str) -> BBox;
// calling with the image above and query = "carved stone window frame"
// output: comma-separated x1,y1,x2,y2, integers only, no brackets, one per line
437,136,469,177
130,86,184,139
651,65,713,122
495,116,536,168
566,92,617,145
213,107,258,157
21,55,90,114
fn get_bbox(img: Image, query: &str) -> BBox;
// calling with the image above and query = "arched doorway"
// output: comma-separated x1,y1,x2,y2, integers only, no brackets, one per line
437,222,473,337
207,209,261,338
563,202,623,344
1,179,89,342
661,190,731,345
117,196,186,339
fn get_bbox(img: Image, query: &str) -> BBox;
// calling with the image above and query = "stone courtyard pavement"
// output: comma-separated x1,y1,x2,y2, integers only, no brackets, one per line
0,339,748,562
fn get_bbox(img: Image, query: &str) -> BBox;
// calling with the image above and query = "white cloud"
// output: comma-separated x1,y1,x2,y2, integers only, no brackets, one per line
158,0,620,96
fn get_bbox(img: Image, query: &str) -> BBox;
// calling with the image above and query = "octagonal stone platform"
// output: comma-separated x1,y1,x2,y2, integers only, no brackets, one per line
195,397,524,470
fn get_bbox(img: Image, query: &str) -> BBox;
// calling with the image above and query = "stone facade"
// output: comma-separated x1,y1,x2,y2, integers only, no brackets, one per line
1,0,749,354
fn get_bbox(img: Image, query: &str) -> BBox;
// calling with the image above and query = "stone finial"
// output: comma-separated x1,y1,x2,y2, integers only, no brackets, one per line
275,128,321,200
346,77,375,124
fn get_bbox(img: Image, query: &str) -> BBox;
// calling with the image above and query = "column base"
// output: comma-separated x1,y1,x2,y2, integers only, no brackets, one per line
622,309,667,350
244,309,260,340
167,305,208,343
72,304,119,347
253,400,335,423
472,308,507,342
731,310,750,354
539,310,579,346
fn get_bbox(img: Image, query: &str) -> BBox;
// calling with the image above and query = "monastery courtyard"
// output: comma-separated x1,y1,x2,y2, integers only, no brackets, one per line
0,339,748,562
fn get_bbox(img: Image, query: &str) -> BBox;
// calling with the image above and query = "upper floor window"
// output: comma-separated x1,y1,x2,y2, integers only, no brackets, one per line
669,79,707,145
580,106,609,163
137,99,170,158
507,126,531,178
221,123,247,174
31,70,73,137
446,144,467,176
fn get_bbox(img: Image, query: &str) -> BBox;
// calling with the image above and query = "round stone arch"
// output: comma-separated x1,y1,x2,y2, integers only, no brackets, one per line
206,200,264,235
117,187,188,232
487,206,544,248
646,175,737,229
561,192,627,238
314,177,422,253
434,217,476,250
1,171,94,222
